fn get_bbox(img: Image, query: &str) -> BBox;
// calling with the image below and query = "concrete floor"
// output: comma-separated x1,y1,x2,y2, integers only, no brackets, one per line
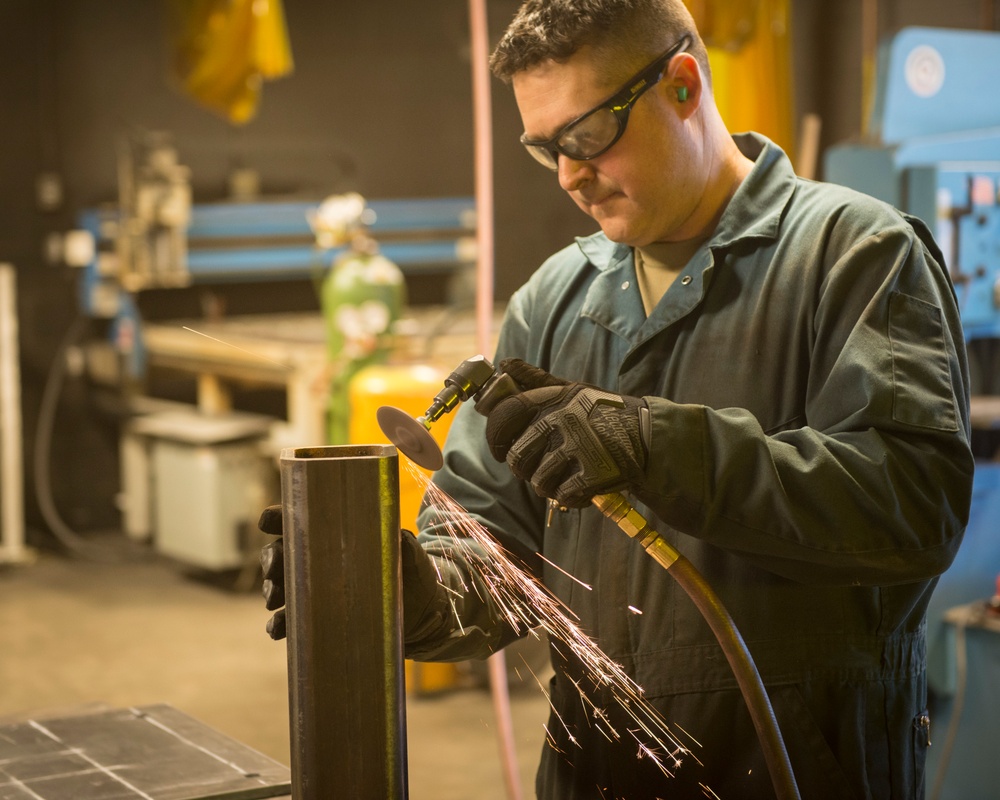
0,542,551,799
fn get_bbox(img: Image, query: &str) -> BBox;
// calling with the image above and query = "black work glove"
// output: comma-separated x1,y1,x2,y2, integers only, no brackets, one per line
259,504,443,643
484,358,650,508
259,505,286,640
399,528,446,643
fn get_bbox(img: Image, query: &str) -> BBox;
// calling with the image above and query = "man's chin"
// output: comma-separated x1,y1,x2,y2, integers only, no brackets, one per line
588,205,639,244
596,219,639,246
576,197,641,245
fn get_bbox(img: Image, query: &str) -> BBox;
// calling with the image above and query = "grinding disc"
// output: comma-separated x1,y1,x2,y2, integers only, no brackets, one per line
376,405,444,471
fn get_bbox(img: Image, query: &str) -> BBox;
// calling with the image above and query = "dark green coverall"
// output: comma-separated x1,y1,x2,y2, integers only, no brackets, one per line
407,134,974,800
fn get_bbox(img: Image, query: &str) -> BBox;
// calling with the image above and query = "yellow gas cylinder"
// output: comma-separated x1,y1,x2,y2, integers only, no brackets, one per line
347,361,462,694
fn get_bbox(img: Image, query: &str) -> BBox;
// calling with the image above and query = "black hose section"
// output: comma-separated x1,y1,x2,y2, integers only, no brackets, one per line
33,316,143,563
667,553,801,800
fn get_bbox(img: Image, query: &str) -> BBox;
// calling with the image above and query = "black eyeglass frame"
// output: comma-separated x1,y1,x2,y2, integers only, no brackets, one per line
519,35,692,170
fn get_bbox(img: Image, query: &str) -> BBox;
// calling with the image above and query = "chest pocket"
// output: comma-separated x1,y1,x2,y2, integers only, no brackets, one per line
888,291,959,432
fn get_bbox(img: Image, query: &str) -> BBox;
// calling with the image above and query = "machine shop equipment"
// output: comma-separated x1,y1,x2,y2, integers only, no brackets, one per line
71,134,478,381
825,27,1000,350
0,705,291,799
121,409,277,570
825,27,1000,799
59,134,478,570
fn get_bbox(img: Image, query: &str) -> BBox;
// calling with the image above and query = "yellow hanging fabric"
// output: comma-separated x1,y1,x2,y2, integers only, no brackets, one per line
685,0,796,163
167,0,294,125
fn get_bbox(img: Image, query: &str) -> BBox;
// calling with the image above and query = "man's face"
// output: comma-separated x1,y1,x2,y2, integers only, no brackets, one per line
513,47,702,247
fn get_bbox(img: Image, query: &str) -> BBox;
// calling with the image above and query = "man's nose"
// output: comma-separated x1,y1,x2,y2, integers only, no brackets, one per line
557,155,594,192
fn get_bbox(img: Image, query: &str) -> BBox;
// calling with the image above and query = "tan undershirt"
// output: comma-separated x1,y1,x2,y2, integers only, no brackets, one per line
634,239,704,315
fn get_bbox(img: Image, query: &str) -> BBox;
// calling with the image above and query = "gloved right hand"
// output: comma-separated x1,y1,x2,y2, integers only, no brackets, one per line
484,358,650,508
258,504,443,643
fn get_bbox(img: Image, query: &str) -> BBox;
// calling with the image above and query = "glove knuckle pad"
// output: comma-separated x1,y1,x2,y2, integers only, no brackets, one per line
258,504,284,536
485,395,537,460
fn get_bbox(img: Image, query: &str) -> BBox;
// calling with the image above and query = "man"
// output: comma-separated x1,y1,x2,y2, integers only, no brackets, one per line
265,1,973,797
404,0,975,796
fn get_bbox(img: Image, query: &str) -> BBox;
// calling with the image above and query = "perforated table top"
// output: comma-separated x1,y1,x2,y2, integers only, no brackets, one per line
0,705,290,800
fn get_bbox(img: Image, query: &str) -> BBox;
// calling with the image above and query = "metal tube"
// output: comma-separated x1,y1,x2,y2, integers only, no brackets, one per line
280,444,407,799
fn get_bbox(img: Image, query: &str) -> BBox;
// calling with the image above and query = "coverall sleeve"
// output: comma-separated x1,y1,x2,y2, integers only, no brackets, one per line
404,302,547,662
636,222,975,586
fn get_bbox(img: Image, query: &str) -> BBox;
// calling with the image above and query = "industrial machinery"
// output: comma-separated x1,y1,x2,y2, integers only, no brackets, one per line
825,27,1000,355
57,132,478,569
825,28,1000,799
0,705,291,798
70,133,477,381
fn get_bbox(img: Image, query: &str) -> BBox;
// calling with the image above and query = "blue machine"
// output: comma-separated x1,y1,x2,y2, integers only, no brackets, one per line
825,27,1000,341
76,196,477,311
66,131,477,378
76,196,476,379
71,134,476,380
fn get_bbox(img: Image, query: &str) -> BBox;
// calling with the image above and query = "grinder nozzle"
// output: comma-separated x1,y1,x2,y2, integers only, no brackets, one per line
377,354,520,470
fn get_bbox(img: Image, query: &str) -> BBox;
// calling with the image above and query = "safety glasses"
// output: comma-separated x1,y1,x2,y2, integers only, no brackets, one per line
520,36,691,171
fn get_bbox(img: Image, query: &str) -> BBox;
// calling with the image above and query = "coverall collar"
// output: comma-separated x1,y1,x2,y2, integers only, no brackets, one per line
575,133,795,337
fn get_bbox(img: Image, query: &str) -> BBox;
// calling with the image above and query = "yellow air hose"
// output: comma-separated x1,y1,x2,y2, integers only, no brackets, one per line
591,491,800,800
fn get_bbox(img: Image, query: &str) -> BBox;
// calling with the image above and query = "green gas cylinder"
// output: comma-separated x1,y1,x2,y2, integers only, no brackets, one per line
321,246,406,443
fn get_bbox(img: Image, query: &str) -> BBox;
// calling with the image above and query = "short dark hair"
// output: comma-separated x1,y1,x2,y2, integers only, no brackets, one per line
489,0,711,89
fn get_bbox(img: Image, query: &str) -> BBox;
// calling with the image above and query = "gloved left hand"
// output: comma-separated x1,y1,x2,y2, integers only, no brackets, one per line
484,358,650,508
258,503,445,643
259,505,286,640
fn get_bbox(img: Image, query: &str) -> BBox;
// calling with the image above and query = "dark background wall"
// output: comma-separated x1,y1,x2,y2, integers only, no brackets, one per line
1,0,996,541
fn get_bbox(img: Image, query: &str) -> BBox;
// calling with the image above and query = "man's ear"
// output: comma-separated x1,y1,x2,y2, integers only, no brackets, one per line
670,52,703,116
